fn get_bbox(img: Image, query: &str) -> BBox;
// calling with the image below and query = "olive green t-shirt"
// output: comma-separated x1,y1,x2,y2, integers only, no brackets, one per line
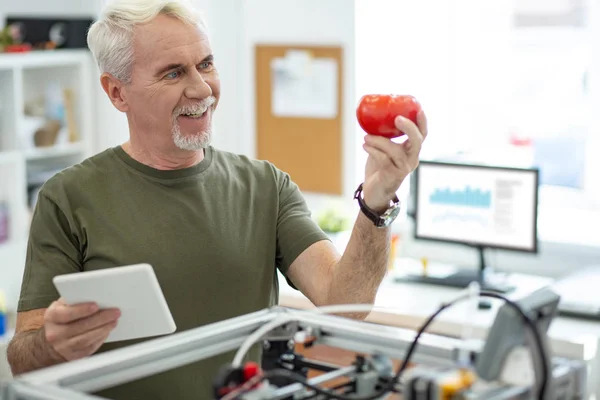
17,145,329,399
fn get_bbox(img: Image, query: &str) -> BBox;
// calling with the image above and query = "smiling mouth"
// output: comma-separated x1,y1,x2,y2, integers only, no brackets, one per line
180,110,208,118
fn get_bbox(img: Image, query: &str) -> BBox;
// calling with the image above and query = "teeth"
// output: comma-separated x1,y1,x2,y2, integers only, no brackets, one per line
182,110,206,117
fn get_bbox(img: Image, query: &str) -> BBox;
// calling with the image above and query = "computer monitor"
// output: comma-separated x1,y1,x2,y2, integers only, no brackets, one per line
399,161,539,293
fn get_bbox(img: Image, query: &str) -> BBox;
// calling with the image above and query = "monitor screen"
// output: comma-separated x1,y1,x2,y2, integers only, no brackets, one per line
414,161,539,252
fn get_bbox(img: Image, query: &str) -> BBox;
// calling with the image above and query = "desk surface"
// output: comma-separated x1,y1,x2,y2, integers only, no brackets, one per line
278,258,600,361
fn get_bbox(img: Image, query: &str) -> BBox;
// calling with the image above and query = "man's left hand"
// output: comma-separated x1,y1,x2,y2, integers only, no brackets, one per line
361,110,428,212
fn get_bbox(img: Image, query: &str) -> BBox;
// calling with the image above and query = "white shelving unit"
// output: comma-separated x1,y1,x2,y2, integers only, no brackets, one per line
0,49,95,311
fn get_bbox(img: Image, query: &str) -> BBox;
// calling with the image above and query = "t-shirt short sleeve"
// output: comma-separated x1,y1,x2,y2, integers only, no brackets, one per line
17,191,82,312
274,169,330,281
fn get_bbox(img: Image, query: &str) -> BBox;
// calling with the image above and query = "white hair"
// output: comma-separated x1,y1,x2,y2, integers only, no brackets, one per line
87,0,208,83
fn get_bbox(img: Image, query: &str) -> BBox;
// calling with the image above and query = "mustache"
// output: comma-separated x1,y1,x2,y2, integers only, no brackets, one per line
173,96,216,116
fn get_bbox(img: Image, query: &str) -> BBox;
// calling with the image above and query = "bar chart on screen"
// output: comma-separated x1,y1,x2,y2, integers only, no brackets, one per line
427,185,495,229
415,162,537,251
429,186,492,208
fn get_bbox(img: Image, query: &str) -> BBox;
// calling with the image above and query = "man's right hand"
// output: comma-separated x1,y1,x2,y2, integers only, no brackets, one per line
43,299,121,361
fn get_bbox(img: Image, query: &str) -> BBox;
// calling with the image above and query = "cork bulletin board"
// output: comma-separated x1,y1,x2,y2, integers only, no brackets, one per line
255,44,343,195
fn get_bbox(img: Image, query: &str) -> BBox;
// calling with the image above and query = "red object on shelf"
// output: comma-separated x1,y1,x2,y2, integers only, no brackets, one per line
4,44,32,53
509,132,532,147
242,361,261,381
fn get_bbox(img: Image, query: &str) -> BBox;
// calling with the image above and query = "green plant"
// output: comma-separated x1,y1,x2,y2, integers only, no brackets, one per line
316,206,351,233
0,26,14,51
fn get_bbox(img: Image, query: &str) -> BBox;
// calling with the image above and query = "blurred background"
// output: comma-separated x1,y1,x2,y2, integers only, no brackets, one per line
5,0,600,394
1,0,600,323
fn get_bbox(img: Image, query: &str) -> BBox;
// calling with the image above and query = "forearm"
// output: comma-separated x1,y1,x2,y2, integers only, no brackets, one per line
326,212,391,307
7,328,65,375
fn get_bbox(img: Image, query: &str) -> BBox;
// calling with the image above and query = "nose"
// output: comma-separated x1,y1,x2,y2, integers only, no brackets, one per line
184,70,212,100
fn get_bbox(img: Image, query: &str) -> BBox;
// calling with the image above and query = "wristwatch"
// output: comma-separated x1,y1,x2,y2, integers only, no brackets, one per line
353,183,401,228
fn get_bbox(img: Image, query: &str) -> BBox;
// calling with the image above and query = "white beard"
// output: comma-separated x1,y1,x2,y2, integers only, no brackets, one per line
171,96,216,151
171,119,212,151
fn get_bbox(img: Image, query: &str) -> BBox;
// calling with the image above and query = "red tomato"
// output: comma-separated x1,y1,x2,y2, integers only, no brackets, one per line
356,94,422,138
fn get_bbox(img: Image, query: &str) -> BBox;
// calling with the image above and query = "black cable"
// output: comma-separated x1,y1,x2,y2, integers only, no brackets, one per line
223,291,548,400
480,292,548,400
396,291,548,400
301,378,357,399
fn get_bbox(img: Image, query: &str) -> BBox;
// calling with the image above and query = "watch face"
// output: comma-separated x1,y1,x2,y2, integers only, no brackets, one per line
380,204,401,227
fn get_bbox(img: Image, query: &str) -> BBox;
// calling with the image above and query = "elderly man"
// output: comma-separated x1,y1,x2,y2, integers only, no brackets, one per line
7,0,427,398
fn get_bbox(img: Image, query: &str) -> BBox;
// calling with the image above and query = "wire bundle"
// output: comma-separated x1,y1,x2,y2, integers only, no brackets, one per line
224,291,548,400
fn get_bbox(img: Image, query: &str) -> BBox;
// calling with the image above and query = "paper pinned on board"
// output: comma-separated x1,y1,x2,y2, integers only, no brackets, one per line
270,49,338,119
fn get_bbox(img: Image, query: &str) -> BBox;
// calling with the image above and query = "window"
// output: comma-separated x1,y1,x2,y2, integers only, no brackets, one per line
355,0,600,243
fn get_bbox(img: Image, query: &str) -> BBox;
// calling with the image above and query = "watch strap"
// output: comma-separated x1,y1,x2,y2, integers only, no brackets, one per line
353,183,399,227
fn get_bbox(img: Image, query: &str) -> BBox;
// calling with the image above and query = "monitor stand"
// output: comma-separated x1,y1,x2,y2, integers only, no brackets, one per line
394,245,515,294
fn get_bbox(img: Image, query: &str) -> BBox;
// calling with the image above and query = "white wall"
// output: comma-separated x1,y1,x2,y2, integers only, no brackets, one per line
354,0,455,202
356,0,512,159
197,0,244,155
449,0,513,150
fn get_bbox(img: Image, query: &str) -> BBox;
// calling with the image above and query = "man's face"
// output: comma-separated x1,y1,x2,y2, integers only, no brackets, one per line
123,14,220,151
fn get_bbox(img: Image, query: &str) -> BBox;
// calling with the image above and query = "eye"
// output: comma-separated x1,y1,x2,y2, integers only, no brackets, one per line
165,70,180,80
199,61,213,70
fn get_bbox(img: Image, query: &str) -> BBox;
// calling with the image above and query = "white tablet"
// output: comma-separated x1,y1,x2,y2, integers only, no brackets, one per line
53,263,176,343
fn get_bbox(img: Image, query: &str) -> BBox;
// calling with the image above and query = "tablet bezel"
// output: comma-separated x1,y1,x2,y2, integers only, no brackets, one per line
53,263,176,343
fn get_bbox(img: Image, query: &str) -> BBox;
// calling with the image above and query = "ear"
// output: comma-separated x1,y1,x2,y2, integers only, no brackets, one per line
100,73,129,113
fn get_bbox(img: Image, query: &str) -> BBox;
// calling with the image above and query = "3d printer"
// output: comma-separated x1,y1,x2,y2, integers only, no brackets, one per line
0,287,588,399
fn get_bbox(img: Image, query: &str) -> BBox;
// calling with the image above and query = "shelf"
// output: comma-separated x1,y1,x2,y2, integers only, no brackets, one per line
24,142,84,161
0,69,18,151
0,49,91,71
0,48,93,317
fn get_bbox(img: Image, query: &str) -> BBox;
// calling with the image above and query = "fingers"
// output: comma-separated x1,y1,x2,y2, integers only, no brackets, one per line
46,300,99,325
416,110,428,140
363,142,397,171
364,134,412,171
44,300,121,361
54,320,118,360
55,309,121,340
394,115,424,155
